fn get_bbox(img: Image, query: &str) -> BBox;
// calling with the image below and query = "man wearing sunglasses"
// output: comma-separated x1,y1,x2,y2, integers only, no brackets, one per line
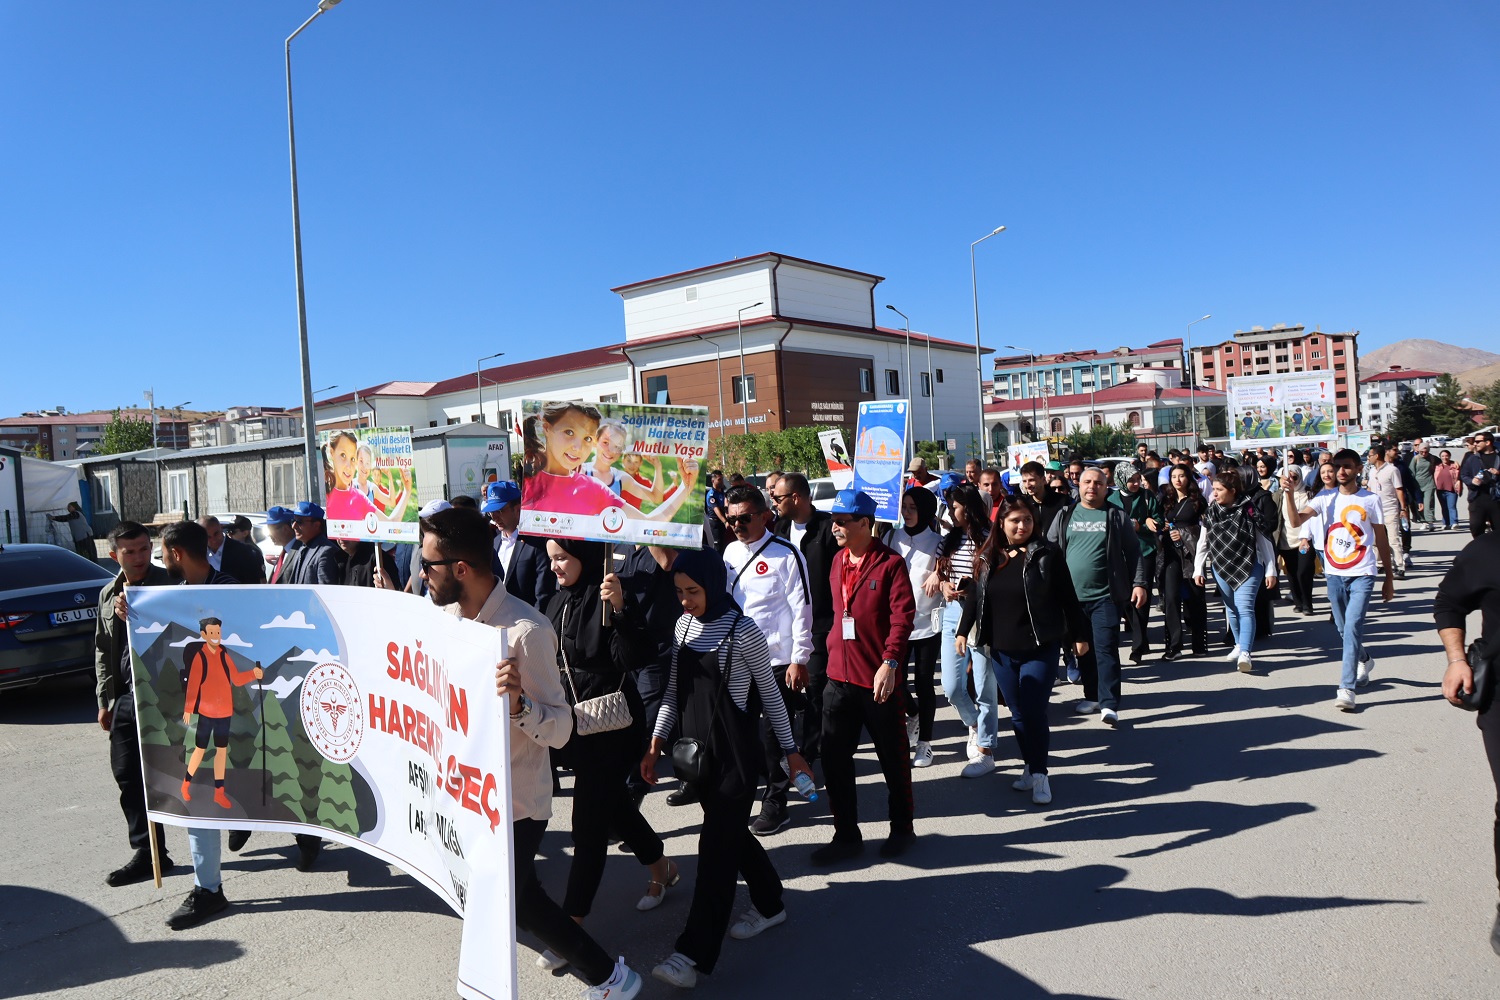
280,501,343,585
771,474,838,766
722,485,813,837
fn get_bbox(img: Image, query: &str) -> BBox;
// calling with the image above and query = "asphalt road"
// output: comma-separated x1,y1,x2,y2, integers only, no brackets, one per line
3,527,1498,1000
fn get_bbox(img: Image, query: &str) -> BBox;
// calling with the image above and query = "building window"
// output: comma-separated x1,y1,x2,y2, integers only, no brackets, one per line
1223,358,1233,367
1336,390,1348,399
447,417,461,425
429,420,438,428
1310,351,1322,359
919,372,932,398
599,393,619,403
1092,414,1104,427
935,368,944,383
645,374,669,404
1335,363,1346,371
859,368,873,393
167,471,191,513
1099,368,1112,387
1275,355,1288,363
1080,371,1094,388
1062,371,1073,392
268,459,297,507
92,472,115,514
886,369,901,394
470,414,481,422
1127,410,1142,428
1050,417,1063,433
1333,348,1344,356
732,375,757,404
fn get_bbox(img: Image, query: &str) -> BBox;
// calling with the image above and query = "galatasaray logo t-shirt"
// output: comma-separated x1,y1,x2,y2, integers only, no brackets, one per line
1308,489,1384,576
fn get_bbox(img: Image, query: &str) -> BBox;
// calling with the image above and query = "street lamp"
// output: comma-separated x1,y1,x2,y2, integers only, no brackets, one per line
287,0,346,505
736,302,763,435
970,225,1006,463
1004,345,1039,445
477,352,505,424
1186,314,1212,445
886,305,924,456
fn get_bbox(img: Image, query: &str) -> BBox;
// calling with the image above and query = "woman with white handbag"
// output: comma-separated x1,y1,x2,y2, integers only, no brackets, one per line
536,537,679,974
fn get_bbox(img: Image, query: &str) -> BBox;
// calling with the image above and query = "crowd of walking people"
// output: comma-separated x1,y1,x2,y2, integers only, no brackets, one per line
88,427,1500,996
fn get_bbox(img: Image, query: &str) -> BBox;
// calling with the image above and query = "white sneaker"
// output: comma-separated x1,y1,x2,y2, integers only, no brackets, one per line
912,741,934,768
1237,653,1252,673
966,726,983,762
1075,700,1099,714
729,906,786,940
1011,766,1034,791
651,952,697,988
1101,708,1119,727
1356,656,1374,687
961,752,997,778
537,949,570,972
1030,773,1053,805
1335,688,1356,712
586,958,642,1000
906,714,919,749
1224,645,1243,663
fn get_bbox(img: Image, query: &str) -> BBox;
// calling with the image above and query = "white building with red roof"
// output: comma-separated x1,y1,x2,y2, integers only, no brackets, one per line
1358,365,1443,433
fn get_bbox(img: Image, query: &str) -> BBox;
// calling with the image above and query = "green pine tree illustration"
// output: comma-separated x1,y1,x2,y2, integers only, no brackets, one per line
316,762,361,835
261,694,305,821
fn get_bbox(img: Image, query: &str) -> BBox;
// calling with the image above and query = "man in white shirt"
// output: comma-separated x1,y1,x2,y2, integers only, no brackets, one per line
1364,445,1408,580
1283,449,1395,712
723,484,813,837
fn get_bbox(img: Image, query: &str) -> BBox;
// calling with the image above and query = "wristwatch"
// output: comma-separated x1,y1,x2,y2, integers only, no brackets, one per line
880,659,900,672
510,694,534,720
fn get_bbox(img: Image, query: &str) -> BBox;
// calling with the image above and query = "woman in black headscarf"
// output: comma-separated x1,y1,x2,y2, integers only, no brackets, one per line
535,537,678,973
638,548,812,989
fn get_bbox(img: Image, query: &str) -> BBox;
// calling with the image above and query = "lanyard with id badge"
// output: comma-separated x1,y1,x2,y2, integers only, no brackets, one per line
841,554,877,641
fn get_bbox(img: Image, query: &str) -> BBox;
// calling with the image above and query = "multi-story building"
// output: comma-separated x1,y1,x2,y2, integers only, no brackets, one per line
1358,366,1442,433
991,339,1186,403
0,408,194,460
1189,324,1362,429
189,406,304,449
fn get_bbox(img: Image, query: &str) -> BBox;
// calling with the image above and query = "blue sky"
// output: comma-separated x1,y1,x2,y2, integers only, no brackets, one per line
3,2,1496,415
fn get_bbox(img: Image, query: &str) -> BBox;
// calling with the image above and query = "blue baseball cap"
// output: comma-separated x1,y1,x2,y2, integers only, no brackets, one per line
265,505,295,526
290,501,325,520
480,480,522,514
936,472,964,496
830,489,878,518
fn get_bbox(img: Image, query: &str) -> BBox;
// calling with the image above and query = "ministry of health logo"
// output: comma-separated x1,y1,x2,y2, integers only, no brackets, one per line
300,661,364,763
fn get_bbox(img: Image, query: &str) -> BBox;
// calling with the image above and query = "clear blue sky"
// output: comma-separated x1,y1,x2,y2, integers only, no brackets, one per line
3,1,1496,415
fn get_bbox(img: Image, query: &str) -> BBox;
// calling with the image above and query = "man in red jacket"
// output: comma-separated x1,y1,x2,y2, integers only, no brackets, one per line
813,489,917,866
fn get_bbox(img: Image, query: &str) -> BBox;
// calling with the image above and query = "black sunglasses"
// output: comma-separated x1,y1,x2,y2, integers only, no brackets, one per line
421,557,467,572
725,513,760,527
770,493,798,503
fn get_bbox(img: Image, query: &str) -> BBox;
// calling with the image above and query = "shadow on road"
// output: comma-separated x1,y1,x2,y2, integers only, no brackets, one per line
0,673,95,726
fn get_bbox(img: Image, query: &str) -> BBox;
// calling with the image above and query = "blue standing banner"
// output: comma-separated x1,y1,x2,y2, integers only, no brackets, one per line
852,399,909,522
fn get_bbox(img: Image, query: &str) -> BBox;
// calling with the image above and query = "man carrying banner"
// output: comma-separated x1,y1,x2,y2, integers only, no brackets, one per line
422,506,642,999
723,485,813,837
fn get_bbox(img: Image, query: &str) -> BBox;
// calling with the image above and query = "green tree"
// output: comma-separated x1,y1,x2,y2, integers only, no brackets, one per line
133,652,172,747
1427,374,1473,438
261,693,306,820
316,762,361,835
707,425,835,477
293,717,326,824
95,408,156,456
1062,419,1138,460
915,439,954,470
1384,391,1434,441
22,442,51,460
1469,379,1500,429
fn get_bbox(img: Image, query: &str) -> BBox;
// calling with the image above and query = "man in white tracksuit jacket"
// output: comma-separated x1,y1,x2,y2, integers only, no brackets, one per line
722,485,814,837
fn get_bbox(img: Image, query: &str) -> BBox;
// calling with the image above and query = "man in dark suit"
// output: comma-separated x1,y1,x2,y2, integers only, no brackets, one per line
199,516,266,585
772,473,838,763
481,481,556,608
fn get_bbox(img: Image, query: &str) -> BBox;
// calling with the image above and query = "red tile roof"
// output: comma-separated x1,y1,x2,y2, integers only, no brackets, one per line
1359,368,1443,384
609,252,884,294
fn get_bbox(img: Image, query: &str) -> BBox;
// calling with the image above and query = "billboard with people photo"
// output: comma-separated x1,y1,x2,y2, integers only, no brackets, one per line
518,399,708,548
1227,371,1340,449
319,426,419,543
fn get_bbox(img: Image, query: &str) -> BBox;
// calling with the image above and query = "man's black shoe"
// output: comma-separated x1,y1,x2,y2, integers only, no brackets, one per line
877,831,916,859
749,803,790,837
809,838,864,867
227,830,252,852
1160,649,1179,662
295,836,322,872
166,885,228,930
666,783,699,807
106,848,171,887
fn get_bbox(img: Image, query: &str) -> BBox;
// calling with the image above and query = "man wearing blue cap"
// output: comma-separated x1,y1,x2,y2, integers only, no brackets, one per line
813,489,917,865
282,501,343,585
482,481,555,608
263,506,298,584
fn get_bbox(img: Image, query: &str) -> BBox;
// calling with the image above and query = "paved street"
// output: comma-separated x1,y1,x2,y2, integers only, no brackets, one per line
3,528,1498,1000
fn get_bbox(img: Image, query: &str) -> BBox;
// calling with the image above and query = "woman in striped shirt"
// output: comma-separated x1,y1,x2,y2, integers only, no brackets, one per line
640,549,810,989
937,482,1000,778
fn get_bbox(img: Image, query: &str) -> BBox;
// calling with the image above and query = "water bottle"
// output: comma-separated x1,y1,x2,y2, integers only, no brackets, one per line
792,771,819,803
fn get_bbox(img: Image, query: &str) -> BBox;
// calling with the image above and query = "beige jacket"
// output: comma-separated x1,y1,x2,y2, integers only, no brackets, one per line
445,578,572,823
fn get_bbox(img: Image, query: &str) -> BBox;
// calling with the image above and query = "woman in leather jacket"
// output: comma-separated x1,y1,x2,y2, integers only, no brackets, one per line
956,498,1090,805
1159,464,1209,659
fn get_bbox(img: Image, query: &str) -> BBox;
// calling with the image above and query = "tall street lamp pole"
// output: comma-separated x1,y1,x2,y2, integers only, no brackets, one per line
1186,314,1212,444
286,0,345,504
736,302,763,435
886,305,922,455
970,226,1006,463
477,352,505,424
1004,345,1038,443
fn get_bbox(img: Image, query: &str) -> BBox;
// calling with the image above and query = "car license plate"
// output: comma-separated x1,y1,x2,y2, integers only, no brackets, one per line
50,608,98,626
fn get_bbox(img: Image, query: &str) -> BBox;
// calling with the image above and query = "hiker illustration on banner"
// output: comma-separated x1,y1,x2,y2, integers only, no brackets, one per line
1227,371,1340,449
320,426,420,543
127,583,516,1000
1006,441,1050,474
1282,375,1337,439
852,400,909,521
519,399,708,548
819,428,854,489
1227,377,1284,445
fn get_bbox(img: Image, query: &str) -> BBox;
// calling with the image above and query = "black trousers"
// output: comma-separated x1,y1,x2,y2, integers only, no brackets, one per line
1471,494,1500,538
625,660,668,798
1125,553,1155,652
514,818,615,986
674,786,782,974
1160,570,1206,654
109,695,165,854
1480,703,1500,897
821,678,914,841
1295,548,1319,611
797,635,829,764
906,634,940,743
758,665,802,811
562,729,664,918
1278,545,1307,610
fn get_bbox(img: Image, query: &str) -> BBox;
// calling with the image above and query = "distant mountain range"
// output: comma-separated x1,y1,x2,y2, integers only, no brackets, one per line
1362,339,1500,388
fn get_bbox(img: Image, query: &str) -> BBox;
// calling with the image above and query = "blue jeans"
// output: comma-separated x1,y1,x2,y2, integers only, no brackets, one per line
1441,490,1460,528
940,600,998,750
1077,597,1122,711
991,646,1057,774
189,827,221,891
1213,564,1262,656
1325,574,1374,690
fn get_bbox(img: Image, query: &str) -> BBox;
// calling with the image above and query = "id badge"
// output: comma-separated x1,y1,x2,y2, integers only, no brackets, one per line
842,614,856,641
931,608,942,632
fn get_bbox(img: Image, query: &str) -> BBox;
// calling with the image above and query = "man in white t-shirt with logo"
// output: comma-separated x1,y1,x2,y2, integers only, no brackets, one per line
1283,448,1395,712
722,484,814,836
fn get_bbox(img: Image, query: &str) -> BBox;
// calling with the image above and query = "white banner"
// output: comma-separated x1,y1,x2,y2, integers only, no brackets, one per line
127,585,514,1000
1005,441,1050,473
1226,371,1340,450
818,428,853,489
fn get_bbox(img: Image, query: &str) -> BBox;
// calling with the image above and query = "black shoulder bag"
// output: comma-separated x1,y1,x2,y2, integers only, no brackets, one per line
671,614,741,785
1455,638,1495,714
